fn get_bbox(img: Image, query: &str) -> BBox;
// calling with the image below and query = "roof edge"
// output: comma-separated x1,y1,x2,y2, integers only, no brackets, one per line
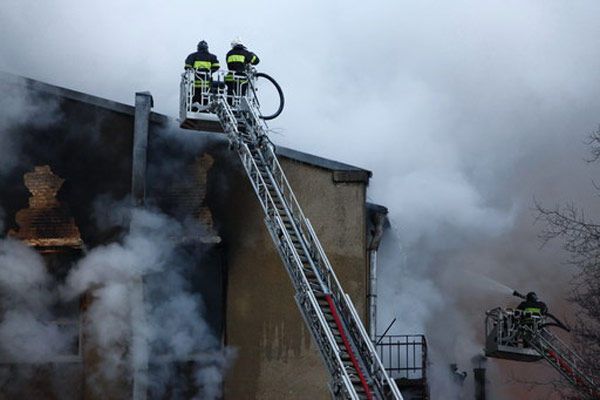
276,146,372,183
1,71,371,182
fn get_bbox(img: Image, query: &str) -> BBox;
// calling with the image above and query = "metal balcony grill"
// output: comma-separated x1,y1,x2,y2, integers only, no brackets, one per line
374,335,427,381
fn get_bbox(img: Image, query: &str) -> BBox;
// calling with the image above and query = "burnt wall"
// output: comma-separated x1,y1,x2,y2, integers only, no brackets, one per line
0,78,135,400
0,76,227,399
0,81,134,246
146,126,227,341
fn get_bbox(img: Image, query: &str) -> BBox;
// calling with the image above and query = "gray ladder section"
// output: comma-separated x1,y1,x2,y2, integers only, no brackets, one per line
211,94,403,400
527,327,599,398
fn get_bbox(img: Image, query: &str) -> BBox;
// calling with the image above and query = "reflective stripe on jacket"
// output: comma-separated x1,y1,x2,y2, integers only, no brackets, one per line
184,50,220,87
524,307,542,315
226,45,260,74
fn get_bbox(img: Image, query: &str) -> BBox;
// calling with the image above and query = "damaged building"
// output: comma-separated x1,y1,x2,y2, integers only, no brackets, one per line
0,71,428,399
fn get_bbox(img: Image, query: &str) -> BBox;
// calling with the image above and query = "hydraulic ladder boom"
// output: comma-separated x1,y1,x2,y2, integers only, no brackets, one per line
526,326,599,399
485,308,599,399
207,85,402,399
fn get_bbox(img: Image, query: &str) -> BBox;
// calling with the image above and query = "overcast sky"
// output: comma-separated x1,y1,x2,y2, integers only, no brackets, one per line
2,1,600,398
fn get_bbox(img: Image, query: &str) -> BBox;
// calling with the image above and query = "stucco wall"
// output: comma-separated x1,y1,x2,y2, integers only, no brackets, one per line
221,156,368,400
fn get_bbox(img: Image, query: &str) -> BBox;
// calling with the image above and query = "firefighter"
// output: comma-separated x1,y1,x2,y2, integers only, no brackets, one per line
225,37,260,100
184,40,220,109
517,291,548,316
515,291,548,346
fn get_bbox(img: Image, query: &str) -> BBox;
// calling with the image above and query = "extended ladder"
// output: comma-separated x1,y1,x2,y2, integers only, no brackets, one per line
526,327,599,399
207,88,402,399
486,308,599,399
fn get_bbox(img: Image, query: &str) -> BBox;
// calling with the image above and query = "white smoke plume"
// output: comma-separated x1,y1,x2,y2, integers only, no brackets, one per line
0,200,231,398
4,1,600,398
0,238,70,363
0,80,62,238
62,203,232,399
0,239,76,363
0,81,62,176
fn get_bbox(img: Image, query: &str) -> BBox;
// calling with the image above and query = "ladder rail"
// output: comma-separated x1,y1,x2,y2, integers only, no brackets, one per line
528,327,598,394
250,144,329,292
213,95,328,295
212,96,362,397
210,89,403,399
269,215,361,400
252,127,401,396
305,221,403,398
253,129,400,395
257,137,401,397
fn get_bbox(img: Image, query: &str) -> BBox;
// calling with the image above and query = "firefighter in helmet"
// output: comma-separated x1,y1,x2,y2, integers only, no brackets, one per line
225,37,260,100
517,291,548,316
184,40,220,108
515,291,548,346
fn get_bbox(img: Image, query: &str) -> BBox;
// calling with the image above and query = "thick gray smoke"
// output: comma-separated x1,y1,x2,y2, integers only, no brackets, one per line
0,201,231,398
63,203,231,399
0,82,62,176
3,1,600,398
0,239,71,362
0,83,69,375
0,78,62,238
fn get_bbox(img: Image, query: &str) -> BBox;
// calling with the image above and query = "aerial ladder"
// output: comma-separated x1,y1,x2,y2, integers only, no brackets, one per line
485,305,599,399
180,69,403,400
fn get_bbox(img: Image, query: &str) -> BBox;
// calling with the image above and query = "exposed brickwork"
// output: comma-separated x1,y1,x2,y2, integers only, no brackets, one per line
163,153,221,243
9,165,83,250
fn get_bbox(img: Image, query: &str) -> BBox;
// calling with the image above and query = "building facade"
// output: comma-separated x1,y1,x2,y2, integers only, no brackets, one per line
0,72,375,399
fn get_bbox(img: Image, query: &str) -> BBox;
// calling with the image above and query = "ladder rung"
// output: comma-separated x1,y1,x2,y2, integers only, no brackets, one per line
320,306,332,314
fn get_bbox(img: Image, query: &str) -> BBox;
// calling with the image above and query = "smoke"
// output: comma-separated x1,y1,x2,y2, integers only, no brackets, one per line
0,77,63,240
0,239,72,363
0,81,62,176
62,202,232,399
0,200,231,398
3,1,600,397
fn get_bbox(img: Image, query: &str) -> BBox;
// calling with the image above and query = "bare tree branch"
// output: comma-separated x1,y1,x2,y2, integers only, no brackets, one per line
585,125,600,163
533,136,600,394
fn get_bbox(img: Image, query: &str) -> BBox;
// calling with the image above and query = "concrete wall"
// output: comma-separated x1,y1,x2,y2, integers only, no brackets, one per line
220,156,368,400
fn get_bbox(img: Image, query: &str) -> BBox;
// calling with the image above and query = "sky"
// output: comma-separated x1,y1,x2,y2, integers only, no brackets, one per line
2,1,600,398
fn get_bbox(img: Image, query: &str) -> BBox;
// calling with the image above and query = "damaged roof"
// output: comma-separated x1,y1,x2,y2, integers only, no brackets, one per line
0,71,372,183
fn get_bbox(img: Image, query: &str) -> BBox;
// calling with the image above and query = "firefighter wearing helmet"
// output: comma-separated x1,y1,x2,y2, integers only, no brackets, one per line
225,37,260,99
517,291,548,316
184,40,220,108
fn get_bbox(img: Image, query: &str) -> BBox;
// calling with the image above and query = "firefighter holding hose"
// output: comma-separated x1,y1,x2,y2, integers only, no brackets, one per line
516,291,548,316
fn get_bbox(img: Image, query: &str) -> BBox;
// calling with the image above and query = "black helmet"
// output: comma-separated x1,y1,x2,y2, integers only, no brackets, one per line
197,40,208,51
526,292,538,302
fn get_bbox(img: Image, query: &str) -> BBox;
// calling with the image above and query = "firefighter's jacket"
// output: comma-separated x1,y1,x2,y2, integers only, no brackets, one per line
225,45,260,82
185,50,220,87
517,300,548,316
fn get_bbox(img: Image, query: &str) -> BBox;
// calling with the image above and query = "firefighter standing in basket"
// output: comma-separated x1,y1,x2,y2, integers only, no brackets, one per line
225,37,260,100
514,291,548,346
185,40,220,109
517,291,548,316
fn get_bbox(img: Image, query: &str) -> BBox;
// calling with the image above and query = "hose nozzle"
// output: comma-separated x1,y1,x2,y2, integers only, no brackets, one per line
513,290,526,299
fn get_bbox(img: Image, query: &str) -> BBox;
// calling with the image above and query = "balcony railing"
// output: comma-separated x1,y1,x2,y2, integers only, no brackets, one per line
374,334,427,381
